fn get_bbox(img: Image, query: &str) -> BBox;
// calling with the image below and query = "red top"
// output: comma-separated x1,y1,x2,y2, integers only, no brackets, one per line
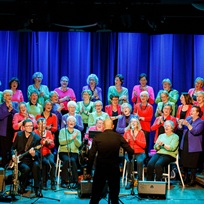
34,129,55,156
36,112,58,133
123,129,146,153
133,103,153,132
105,104,121,116
151,115,177,143
176,104,192,120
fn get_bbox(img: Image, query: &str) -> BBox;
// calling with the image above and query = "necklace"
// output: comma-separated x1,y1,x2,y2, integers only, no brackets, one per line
140,102,148,111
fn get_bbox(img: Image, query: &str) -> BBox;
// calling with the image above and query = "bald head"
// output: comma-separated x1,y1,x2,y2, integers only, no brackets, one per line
104,119,114,130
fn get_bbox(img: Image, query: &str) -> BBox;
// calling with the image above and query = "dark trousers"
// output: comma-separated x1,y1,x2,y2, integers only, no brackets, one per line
0,134,13,168
126,153,146,180
90,163,120,204
18,160,41,189
42,153,56,183
59,152,78,183
146,153,175,181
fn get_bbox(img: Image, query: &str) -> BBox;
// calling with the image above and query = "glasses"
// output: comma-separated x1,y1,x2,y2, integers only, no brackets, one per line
25,125,33,128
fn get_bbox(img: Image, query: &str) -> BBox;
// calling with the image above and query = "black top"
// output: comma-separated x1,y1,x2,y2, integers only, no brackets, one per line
87,129,134,173
11,131,41,163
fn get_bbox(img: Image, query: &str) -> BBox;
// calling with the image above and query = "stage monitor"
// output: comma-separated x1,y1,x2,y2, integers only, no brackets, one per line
89,130,102,138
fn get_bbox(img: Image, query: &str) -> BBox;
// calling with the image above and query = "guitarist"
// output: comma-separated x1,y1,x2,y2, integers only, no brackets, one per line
11,119,41,197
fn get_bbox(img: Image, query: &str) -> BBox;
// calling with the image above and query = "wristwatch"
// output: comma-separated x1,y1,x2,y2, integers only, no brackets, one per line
162,144,165,147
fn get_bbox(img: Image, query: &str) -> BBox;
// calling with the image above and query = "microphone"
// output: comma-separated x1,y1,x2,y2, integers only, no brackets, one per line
63,120,67,127
131,125,134,130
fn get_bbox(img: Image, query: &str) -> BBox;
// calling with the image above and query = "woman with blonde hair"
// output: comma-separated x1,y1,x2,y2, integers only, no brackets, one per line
123,117,146,189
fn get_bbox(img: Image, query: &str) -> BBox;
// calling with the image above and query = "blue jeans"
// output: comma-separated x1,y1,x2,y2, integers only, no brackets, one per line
146,153,175,181
126,153,146,181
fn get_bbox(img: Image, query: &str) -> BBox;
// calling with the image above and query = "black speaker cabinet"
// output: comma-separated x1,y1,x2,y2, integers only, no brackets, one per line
137,181,167,199
0,167,5,192
78,180,93,198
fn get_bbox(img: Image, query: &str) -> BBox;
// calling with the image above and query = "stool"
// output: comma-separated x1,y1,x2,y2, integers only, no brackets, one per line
122,157,145,187
55,149,62,185
162,154,185,190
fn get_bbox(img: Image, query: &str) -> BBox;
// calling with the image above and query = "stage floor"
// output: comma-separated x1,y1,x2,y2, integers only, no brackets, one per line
1,177,204,204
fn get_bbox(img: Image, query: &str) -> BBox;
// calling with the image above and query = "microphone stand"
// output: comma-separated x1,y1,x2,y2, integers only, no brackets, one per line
64,123,73,189
31,122,60,203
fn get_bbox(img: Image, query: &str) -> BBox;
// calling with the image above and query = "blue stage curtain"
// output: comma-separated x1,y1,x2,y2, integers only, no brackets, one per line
0,31,204,149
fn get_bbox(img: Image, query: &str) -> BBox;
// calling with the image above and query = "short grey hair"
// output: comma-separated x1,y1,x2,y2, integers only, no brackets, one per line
121,103,132,112
67,101,77,108
87,74,99,85
67,115,76,123
140,91,149,99
162,78,172,86
164,120,175,130
32,72,43,80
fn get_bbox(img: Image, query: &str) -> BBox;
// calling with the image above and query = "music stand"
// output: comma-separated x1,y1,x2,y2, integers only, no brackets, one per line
88,130,102,139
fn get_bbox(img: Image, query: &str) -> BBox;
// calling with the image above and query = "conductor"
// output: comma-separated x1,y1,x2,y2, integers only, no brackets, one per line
87,119,134,204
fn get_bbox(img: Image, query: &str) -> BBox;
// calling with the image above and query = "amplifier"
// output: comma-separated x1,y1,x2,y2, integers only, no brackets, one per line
0,167,5,192
137,181,167,199
78,180,108,199
78,180,93,198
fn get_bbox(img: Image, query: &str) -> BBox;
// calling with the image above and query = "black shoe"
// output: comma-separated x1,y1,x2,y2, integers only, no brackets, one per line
125,182,132,190
18,188,26,194
71,183,78,189
188,180,196,187
61,182,67,188
51,181,56,190
34,188,42,197
42,183,48,190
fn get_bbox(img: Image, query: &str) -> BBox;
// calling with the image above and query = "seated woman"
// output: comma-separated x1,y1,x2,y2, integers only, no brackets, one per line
123,117,146,189
151,103,177,143
34,118,56,190
84,117,104,148
146,120,179,181
58,116,82,189
105,95,121,132
82,73,102,102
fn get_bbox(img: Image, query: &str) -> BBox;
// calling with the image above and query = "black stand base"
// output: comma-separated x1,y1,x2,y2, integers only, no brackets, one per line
30,192,60,204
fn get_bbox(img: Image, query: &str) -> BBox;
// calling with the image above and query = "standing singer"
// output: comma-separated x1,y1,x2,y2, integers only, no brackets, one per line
0,89,18,168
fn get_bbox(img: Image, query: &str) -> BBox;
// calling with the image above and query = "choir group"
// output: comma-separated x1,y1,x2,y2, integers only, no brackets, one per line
0,71,204,195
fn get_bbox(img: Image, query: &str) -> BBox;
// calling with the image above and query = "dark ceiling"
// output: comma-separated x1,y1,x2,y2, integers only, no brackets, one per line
1,0,204,33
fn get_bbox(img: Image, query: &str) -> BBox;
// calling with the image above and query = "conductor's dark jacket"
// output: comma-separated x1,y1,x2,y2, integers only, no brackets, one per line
87,129,134,173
